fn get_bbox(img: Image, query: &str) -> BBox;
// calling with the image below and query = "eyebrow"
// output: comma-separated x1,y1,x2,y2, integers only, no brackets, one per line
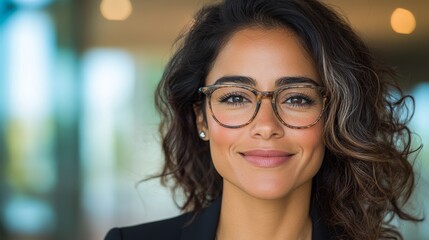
275,76,320,86
213,76,255,85
212,76,320,87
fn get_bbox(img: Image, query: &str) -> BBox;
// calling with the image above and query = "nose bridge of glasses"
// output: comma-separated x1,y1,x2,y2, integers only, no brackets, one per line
256,90,275,102
254,90,279,121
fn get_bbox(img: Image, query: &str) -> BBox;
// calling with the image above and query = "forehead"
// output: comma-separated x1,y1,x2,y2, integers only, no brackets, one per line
206,27,320,87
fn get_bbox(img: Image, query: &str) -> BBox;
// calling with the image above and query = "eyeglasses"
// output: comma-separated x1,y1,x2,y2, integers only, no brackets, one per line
199,84,327,129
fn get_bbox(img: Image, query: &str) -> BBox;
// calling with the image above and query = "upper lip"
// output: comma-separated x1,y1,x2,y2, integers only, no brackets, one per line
240,150,294,157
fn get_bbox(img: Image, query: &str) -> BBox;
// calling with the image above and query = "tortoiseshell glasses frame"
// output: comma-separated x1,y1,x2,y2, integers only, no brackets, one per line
198,84,327,129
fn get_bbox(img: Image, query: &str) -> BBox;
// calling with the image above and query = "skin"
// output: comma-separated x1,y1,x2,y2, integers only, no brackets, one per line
196,27,325,240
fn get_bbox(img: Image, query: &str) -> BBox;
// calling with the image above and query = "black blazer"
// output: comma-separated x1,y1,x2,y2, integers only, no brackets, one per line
105,197,335,240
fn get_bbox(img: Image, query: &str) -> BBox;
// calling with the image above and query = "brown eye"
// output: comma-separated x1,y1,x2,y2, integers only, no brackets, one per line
286,97,308,105
225,96,248,103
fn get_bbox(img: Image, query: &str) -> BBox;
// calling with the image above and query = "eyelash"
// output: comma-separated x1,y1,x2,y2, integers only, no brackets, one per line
218,92,251,105
282,94,314,107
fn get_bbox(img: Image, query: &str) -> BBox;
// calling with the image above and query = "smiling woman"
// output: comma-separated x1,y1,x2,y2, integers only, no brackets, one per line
105,0,422,239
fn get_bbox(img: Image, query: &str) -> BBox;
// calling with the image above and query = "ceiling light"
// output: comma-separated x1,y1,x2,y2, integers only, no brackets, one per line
391,8,416,35
100,0,132,21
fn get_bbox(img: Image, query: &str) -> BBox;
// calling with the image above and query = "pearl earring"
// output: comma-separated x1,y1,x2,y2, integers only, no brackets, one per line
199,131,206,139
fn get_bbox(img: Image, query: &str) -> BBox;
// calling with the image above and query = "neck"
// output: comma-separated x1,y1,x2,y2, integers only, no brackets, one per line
216,181,313,240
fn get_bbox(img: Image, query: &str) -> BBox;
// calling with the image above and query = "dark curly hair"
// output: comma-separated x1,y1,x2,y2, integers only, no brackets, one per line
154,0,422,239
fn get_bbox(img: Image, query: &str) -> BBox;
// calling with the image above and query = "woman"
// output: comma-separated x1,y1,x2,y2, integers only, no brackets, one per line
106,0,422,239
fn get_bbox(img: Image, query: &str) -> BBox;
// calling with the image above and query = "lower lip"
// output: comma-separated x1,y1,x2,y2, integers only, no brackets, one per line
241,154,291,168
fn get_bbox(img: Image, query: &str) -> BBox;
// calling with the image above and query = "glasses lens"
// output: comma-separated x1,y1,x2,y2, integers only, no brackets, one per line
210,86,257,127
276,86,324,127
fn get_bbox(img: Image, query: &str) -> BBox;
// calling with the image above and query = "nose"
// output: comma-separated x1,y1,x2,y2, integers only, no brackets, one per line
249,98,285,140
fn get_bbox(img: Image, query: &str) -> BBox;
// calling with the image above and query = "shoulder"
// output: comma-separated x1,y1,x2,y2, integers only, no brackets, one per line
104,197,222,240
104,212,193,240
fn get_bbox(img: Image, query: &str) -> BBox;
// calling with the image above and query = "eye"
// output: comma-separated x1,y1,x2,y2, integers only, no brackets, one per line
213,87,255,108
286,96,309,105
217,91,252,105
222,95,249,103
283,94,314,108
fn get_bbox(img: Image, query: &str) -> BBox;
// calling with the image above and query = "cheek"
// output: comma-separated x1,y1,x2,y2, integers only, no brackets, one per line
206,116,243,175
207,117,235,156
295,121,325,176
300,122,324,150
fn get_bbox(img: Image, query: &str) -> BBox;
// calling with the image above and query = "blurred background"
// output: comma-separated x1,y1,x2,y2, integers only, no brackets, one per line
0,0,428,239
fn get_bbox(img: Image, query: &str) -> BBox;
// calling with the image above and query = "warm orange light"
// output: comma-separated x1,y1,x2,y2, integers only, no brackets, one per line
390,8,416,34
100,0,132,21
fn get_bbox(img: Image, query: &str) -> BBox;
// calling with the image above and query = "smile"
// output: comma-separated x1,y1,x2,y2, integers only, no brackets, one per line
240,150,294,168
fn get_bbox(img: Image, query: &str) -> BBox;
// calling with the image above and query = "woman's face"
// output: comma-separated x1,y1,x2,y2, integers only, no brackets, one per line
198,27,325,200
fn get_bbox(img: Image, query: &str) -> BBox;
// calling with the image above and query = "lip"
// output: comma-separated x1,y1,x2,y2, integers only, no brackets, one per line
240,150,294,168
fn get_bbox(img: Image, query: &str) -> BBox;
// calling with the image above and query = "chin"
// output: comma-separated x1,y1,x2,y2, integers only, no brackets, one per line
242,181,298,200
239,176,314,201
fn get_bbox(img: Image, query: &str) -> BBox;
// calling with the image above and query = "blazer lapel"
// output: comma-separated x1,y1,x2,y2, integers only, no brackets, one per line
180,198,221,240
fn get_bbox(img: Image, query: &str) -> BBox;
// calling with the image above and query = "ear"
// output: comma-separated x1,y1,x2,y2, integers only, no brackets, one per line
194,103,209,140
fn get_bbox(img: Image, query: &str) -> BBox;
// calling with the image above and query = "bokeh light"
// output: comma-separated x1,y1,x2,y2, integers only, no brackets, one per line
391,8,416,35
